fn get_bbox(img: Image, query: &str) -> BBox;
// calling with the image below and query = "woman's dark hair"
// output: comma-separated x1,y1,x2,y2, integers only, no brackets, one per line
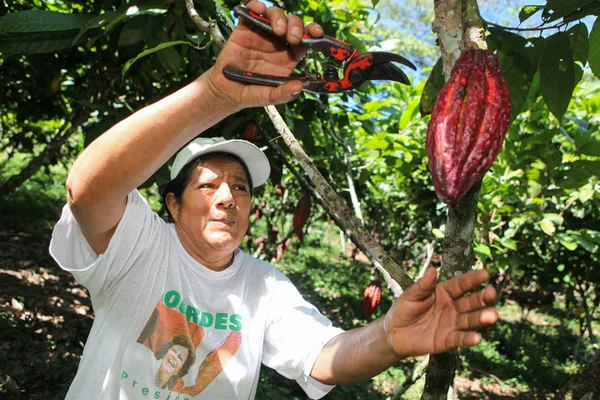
155,335,197,389
159,152,253,222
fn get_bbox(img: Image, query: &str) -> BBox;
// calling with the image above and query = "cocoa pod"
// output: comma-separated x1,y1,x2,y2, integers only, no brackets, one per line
426,49,511,204
293,194,312,240
276,243,284,262
276,184,286,197
242,121,259,141
363,279,382,319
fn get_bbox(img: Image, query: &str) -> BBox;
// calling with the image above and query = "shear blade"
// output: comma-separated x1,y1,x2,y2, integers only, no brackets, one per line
367,63,411,86
369,52,417,71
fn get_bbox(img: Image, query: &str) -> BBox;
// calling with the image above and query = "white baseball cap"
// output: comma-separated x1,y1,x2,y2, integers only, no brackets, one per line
170,137,270,187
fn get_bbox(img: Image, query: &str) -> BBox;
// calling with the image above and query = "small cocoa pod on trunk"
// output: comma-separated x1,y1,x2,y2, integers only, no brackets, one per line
293,194,312,240
426,49,511,204
243,121,259,141
363,279,382,319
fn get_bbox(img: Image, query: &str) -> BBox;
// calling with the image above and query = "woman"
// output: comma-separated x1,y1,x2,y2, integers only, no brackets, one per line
154,336,196,390
50,1,499,399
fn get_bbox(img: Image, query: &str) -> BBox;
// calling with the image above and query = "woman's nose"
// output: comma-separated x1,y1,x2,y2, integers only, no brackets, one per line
214,183,235,207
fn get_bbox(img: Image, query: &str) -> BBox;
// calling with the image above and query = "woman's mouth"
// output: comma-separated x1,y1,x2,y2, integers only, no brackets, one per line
212,218,235,226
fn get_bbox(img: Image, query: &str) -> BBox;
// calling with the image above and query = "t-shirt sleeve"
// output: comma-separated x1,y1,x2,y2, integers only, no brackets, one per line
48,190,162,297
262,271,344,399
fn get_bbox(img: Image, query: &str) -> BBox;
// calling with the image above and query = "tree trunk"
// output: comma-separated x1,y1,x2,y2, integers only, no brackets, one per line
0,109,88,197
422,184,480,399
423,0,486,398
558,351,600,399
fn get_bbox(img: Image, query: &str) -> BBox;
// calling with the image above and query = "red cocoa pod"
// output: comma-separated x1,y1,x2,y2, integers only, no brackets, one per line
276,243,284,262
363,279,382,319
243,121,259,141
276,184,286,196
426,49,511,204
293,194,312,240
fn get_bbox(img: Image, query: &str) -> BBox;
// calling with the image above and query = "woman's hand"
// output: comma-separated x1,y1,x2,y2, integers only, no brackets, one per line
205,0,324,110
384,268,499,359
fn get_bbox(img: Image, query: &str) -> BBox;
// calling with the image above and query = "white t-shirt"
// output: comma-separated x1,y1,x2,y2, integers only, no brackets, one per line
49,190,343,400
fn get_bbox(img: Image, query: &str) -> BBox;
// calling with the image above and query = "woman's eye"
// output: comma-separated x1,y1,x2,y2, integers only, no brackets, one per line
200,183,213,189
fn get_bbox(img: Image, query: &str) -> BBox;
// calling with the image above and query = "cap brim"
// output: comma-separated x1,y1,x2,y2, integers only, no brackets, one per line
172,140,270,187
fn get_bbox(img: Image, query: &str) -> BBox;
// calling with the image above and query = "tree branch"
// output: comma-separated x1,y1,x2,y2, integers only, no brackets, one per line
264,105,414,290
264,131,403,297
185,0,226,48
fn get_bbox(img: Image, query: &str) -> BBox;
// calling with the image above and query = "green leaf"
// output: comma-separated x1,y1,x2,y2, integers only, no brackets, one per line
519,5,543,23
365,133,389,151
589,18,600,79
565,3,600,22
0,10,93,33
118,19,145,47
540,32,576,122
557,168,593,189
558,233,579,250
527,180,542,197
0,30,78,55
419,57,443,116
474,243,492,261
574,232,599,253
567,23,589,64
500,238,517,251
539,219,556,236
399,98,420,129
498,50,533,119
71,11,121,46
432,228,445,239
542,0,595,23
122,41,194,79
574,132,600,156
543,213,564,225
573,160,600,176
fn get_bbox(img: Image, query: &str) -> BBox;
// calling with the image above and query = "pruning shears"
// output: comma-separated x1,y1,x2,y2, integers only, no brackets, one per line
223,5,417,94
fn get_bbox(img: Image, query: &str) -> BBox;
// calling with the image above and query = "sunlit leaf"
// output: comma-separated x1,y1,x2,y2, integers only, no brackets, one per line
589,18,600,79
540,32,575,122
539,219,556,236
519,5,543,23
474,243,492,260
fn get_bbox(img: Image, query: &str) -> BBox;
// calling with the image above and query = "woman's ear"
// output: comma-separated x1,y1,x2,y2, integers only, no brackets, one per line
165,193,179,222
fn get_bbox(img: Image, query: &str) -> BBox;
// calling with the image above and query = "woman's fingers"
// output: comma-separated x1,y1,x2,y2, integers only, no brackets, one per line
454,286,497,313
444,269,490,299
305,22,324,38
455,307,499,331
445,331,482,349
263,5,323,44
246,0,267,19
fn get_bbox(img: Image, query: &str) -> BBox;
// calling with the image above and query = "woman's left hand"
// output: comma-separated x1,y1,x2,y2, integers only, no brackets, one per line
384,268,499,359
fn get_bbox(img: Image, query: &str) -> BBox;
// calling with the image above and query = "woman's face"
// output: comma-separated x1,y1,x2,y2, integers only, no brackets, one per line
160,344,189,377
168,157,251,265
